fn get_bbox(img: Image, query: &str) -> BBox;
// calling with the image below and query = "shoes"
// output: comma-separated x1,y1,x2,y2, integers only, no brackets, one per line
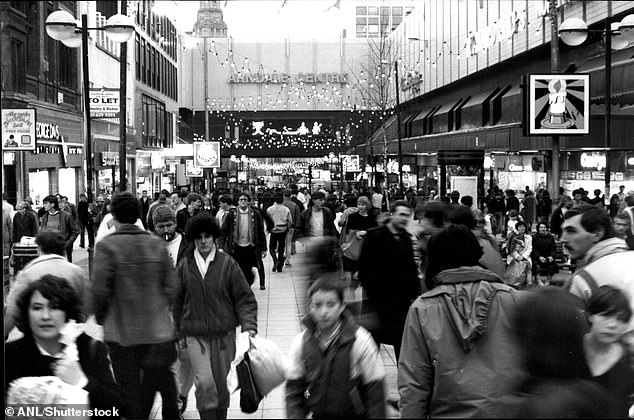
260,286,266,290
178,395,187,415
277,263,284,272
272,266,277,272
285,261,292,267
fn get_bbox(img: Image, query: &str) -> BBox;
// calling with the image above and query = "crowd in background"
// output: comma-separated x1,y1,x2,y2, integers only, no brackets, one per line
2,180,634,419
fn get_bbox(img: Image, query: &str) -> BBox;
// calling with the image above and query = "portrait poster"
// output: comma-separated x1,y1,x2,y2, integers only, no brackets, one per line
528,74,590,135
2,108,36,151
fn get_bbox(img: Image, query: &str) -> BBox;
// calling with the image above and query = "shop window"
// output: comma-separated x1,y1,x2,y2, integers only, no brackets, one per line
380,7,390,16
356,17,366,24
135,34,140,80
356,24,367,35
368,17,379,25
392,6,403,16
368,25,379,34
356,6,367,14
58,43,78,90
368,6,379,15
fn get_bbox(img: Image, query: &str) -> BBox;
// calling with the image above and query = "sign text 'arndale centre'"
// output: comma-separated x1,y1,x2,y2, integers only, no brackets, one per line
229,73,348,84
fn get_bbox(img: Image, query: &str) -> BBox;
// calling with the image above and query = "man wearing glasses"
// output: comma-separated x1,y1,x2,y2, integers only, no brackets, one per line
220,193,268,289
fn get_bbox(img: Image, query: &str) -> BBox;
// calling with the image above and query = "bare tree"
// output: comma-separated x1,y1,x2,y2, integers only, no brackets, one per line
345,32,400,189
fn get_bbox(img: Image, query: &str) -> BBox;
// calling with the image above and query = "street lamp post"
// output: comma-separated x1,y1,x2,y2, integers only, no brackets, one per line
559,10,634,203
46,8,134,275
394,60,403,196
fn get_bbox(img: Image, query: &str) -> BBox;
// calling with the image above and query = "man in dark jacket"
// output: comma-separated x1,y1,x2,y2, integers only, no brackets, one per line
358,200,420,361
176,192,205,237
138,190,152,229
92,192,179,420
77,193,93,248
299,191,338,239
219,192,267,289
40,195,79,262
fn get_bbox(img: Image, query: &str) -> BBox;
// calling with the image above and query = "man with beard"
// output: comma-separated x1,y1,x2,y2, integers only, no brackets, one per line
358,200,420,361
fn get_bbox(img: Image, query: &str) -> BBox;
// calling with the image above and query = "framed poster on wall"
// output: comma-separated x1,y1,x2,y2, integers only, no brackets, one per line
527,74,590,135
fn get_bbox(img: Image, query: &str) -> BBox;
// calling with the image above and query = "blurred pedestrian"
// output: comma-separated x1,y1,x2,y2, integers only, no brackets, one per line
151,204,194,415
5,276,125,417
77,193,92,249
520,189,537,232
267,192,292,272
176,192,204,237
39,195,79,262
286,276,386,418
358,200,419,360
562,204,634,348
398,224,524,418
497,287,619,417
531,222,557,286
219,192,267,289
536,189,552,225
138,190,152,230
92,192,179,419
4,230,89,339
549,195,573,239
584,285,634,417
173,213,257,420
613,213,634,249
282,188,301,267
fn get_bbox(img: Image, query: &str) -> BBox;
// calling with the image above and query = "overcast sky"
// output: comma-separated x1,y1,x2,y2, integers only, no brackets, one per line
160,0,348,40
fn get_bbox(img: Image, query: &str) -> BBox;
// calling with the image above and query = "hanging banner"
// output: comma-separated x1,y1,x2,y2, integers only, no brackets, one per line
2,108,36,151
193,141,221,168
90,88,120,118
528,74,590,135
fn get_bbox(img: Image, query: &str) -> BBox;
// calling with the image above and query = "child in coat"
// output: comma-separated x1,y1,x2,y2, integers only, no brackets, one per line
285,276,386,418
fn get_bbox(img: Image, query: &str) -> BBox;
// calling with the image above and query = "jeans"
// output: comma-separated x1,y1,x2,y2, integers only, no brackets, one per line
106,341,180,420
269,231,287,267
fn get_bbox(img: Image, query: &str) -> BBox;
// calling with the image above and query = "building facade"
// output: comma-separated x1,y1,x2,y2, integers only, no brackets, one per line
358,0,634,201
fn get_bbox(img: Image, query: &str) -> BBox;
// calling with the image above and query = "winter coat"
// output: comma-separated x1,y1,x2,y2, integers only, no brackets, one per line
520,195,537,224
219,206,267,255
299,206,338,238
564,238,634,344
286,311,386,419
173,249,257,338
358,225,420,346
92,225,177,346
40,210,79,247
4,254,90,337
12,211,38,243
5,333,125,419
398,266,525,418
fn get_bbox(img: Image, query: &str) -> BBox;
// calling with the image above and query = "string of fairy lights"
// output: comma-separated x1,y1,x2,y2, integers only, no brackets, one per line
179,2,552,155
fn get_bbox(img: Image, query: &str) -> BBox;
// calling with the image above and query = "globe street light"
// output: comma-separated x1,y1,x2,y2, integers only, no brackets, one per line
46,9,134,275
559,12,634,202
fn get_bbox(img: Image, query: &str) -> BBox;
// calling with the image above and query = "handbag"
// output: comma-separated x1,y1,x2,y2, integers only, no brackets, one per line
235,351,263,413
340,219,364,261
503,260,529,285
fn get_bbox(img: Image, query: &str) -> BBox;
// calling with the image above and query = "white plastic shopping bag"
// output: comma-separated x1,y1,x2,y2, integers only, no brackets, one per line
227,331,251,394
248,336,289,396
7,376,90,420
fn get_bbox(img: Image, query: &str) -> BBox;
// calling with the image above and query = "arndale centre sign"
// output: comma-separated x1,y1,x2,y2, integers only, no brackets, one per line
229,72,348,84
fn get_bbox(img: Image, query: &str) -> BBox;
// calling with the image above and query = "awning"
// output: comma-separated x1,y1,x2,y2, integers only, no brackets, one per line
461,89,499,129
499,85,523,124
410,104,441,137
573,48,634,106
431,98,464,133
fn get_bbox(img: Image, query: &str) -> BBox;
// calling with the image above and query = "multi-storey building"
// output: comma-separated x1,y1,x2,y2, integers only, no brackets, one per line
358,0,634,200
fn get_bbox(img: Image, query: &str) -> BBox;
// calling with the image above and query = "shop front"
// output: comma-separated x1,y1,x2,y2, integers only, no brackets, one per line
25,116,84,207
561,151,633,197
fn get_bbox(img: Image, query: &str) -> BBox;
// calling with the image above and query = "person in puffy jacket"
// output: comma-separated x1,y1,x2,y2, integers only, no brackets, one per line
173,213,257,420
398,224,526,418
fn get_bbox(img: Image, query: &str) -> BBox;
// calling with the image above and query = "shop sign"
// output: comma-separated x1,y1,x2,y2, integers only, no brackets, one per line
229,73,348,84
193,141,221,168
101,152,119,166
341,154,360,172
528,74,590,135
185,160,203,177
580,152,606,170
508,164,524,172
2,108,36,151
4,151,15,164
463,8,527,57
90,88,119,118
